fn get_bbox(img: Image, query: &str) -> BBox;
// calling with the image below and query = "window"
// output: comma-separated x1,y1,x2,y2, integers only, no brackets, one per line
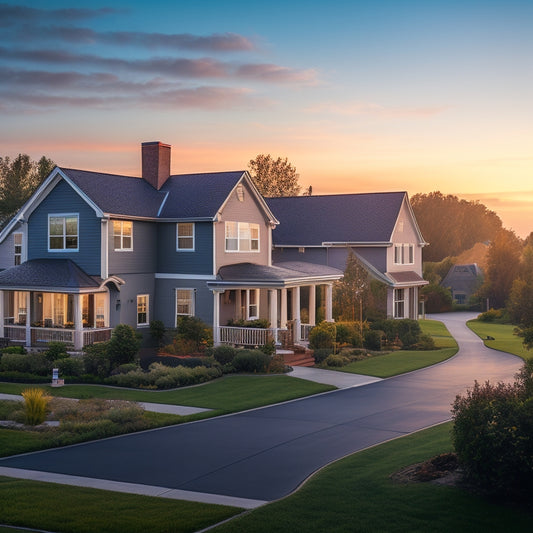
49,214,78,251
247,289,259,319
137,294,149,326
393,243,414,265
394,288,405,318
177,223,195,251
225,222,259,252
176,289,194,323
14,233,22,265
113,220,132,250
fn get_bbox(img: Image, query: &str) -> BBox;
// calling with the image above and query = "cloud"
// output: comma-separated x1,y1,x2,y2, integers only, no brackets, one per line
305,101,449,118
236,63,318,84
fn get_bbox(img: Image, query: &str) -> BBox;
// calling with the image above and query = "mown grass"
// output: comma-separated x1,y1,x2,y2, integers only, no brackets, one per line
211,423,533,532
467,319,532,360
0,476,242,533
337,319,458,378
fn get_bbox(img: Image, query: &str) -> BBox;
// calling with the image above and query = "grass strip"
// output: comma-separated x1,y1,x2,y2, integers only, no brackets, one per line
336,319,458,378
467,319,532,360
211,423,532,532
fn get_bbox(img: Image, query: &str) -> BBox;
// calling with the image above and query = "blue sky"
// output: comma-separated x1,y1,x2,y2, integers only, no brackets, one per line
1,0,532,236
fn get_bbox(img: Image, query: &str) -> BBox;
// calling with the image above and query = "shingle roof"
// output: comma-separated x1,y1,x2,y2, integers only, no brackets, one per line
61,168,246,219
0,259,101,291
267,192,406,246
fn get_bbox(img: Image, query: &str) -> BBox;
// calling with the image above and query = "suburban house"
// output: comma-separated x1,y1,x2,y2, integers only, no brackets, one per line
441,263,483,305
0,142,342,350
267,193,428,319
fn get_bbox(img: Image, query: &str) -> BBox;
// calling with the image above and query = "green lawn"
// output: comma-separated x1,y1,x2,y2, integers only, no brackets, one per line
467,320,532,360
336,319,458,378
1,423,531,532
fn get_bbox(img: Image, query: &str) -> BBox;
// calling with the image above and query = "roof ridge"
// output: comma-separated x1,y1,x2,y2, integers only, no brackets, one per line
266,191,407,200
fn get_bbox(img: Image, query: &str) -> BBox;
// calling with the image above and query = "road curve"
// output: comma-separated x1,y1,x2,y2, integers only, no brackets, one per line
0,312,522,504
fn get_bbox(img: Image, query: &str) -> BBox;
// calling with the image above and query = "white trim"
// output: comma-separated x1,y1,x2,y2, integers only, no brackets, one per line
13,232,22,266
101,219,109,279
47,213,79,252
112,220,133,251
176,222,195,251
212,222,217,277
136,294,149,327
156,273,216,280
157,191,170,217
175,288,195,323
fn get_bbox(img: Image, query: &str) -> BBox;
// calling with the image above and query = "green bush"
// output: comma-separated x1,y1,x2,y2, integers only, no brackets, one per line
149,319,166,347
312,348,332,364
232,349,271,373
212,345,237,365
477,308,503,322
0,353,51,376
107,324,141,367
54,356,85,377
452,360,533,498
413,333,436,350
335,322,363,347
421,283,453,313
370,319,422,349
44,342,69,362
0,345,26,355
227,318,269,328
324,354,346,367
308,321,336,350
364,330,382,351
82,343,111,378
21,387,51,425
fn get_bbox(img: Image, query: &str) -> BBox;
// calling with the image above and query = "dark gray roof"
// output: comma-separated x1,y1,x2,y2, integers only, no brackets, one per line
267,192,406,246
0,259,101,291
387,271,427,285
61,168,245,219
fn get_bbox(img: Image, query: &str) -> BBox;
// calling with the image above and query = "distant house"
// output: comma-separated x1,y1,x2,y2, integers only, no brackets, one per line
441,263,483,305
0,142,342,350
266,193,428,319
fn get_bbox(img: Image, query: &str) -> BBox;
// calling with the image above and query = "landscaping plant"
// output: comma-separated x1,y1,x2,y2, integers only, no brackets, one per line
21,388,51,425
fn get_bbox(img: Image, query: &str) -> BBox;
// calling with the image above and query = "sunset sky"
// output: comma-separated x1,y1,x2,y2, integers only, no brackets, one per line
1,0,532,237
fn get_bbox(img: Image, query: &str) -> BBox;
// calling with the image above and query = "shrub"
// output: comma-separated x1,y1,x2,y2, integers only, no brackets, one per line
312,348,332,364
176,316,213,351
324,354,346,367
452,363,533,498
364,329,382,350
107,324,141,367
44,342,69,362
21,387,51,425
413,333,436,350
477,308,503,322
149,320,166,347
421,283,453,313
0,353,51,376
370,319,422,349
267,354,287,373
308,321,336,350
232,349,271,373
212,345,237,365
83,343,111,378
55,356,85,377
227,318,269,328
260,339,276,356
335,322,363,347
0,345,26,355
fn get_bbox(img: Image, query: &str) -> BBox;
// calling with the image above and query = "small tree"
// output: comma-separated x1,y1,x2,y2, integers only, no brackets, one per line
248,154,300,197
334,251,369,323
107,324,141,367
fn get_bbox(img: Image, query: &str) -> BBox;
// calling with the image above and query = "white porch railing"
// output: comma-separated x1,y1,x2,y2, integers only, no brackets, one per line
31,327,74,345
300,323,313,342
3,325,112,347
218,326,275,346
83,328,112,345
4,325,26,342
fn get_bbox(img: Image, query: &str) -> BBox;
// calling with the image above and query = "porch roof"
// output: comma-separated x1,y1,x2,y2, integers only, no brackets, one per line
209,261,342,289
0,259,103,292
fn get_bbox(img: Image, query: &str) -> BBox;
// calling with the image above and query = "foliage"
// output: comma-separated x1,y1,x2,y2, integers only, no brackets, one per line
0,353,51,375
248,153,301,196
423,257,455,285
477,308,503,322
107,324,141,367
413,333,436,350
411,191,502,262
369,319,422,349
421,283,453,313
335,321,364,347
312,348,332,364
259,338,276,355
0,153,55,227
521,327,533,351
82,343,112,378
333,251,369,321
21,388,51,425
267,354,287,373
0,345,26,355
452,362,533,498
308,321,336,350
363,329,382,351
172,316,213,353
43,342,69,362
54,356,85,377
149,320,166,347
226,318,269,328
211,345,237,365
507,245,533,327
323,354,347,367
231,349,271,373
140,354,217,370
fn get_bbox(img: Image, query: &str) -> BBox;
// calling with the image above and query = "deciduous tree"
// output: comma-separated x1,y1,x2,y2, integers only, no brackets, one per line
333,251,369,321
248,154,301,197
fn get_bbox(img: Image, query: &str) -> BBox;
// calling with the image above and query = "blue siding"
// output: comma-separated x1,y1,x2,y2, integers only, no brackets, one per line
157,222,213,275
27,180,101,275
272,247,327,266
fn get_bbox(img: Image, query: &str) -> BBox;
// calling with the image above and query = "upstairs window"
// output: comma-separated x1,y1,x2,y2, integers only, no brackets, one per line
113,220,133,251
393,243,414,265
177,223,195,251
225,222,259,252
14,233,22,265
49,214,78,251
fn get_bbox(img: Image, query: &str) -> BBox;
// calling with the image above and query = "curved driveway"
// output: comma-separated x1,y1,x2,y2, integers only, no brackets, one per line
0,313,522,507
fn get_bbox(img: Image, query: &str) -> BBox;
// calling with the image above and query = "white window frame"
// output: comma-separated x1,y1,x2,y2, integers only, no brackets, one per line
393,243,414,265
225,222,260,253
137,294,149,327
176,223,195,251
113,220,133,251
394,288,405,318
247,289,259,320
14,232,22,265
176,289,195,324
48,213,79,252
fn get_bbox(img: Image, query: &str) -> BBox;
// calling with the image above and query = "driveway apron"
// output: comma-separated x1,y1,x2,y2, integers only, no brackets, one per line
0,312,522,504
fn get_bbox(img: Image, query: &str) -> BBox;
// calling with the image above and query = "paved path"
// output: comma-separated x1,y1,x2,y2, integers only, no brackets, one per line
0,313,522,508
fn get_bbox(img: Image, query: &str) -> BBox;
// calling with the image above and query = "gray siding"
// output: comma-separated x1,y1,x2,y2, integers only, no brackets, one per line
108,220,157,274
272,247,327,265
27,180,101,275
157,222,213,275
0,223,25,270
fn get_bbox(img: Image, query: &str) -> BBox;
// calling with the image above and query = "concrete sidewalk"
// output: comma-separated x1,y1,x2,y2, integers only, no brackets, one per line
288,366,382,389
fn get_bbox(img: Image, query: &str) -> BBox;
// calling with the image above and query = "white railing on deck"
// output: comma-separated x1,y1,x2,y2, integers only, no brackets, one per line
83,328,112,345
3,325,112,347
218,326,275,347
4,325,26,341
31,327,74,345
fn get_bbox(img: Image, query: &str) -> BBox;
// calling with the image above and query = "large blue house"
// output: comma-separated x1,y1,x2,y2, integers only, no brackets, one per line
0,142,343,350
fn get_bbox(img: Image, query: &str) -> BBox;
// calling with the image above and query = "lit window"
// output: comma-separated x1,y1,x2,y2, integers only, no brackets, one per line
177,223,195,251
49,214,78,251
14,233,22,265
176,289,194,323
394,289,405,318
113,220,132,250
248,289,259,319
225,222,260,252
137,294,149,326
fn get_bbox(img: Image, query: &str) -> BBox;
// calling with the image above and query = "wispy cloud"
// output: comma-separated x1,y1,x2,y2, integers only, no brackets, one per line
305,101,449,118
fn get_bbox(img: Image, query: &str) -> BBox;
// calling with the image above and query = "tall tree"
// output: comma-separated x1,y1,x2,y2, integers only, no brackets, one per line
507,245,533,327
411,191,502,261
0,154,54,227
248,154,301,197
333,251,369,321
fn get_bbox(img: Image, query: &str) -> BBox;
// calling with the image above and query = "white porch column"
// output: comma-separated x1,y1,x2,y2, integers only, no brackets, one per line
325,283,333,322
308,285,316,326
280,288,288,329
212,290,223,346
292,286,301,342
269,289,278,344
74,294,83,351
25,291,31,347
0,290,4,338
235,289,242,320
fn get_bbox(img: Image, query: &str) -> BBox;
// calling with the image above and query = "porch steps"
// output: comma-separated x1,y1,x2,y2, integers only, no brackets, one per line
281,350,315,367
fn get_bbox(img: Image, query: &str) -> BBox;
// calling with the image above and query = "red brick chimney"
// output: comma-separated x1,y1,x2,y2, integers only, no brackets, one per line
141,141,171,190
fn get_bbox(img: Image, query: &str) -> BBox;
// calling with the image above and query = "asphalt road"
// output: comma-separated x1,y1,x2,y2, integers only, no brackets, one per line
0,312,522,504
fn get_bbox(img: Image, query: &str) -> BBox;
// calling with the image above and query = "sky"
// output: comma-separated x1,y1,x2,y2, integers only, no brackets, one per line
1,0,532,237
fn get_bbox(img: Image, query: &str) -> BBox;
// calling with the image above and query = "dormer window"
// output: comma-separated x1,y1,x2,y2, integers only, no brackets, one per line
48,214,78,252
